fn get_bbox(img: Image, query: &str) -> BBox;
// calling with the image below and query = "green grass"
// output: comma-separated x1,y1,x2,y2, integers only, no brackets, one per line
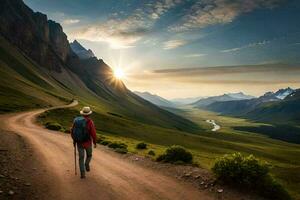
2,32,300,199
39,106,300,199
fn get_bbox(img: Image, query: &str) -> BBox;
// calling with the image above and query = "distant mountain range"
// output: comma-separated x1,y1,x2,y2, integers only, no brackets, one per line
203,88,299,124
134,91,175,108
70,40,95,59
192,92,254,107
170,97,205,105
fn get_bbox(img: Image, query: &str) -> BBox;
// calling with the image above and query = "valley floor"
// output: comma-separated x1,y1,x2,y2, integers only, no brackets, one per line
36,103,300,199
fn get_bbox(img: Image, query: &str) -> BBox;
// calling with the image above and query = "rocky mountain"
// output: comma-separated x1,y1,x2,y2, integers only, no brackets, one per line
274,87,294,99
205,88,300,124
0,0,199,132
70,40,95,59
245,89,300,124
134,91,175,108
192,92,254,107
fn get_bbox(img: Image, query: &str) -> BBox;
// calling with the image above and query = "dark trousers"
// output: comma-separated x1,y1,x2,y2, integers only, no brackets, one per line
77,144,92,175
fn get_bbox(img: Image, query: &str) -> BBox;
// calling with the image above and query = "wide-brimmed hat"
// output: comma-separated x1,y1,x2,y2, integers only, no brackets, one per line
80,106,92,116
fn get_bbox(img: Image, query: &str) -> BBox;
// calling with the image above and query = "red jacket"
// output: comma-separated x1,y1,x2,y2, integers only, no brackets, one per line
71,116,97,148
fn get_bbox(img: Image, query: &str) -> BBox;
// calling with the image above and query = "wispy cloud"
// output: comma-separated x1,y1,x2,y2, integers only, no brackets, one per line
221,40,270,53
169,0,283,32
163,39,187,50
184,53,207,58
70,0,182,49
62,19,80,25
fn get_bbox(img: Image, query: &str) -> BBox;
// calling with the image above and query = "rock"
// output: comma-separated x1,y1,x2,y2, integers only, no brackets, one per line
200,181,205,185
0,190,3,194
0,174,5,178
134,158,139,161
8,190,14,195
32,168,37,170
194,175,200,179
217,189,223,193
24,182,31,186
183,173,191,177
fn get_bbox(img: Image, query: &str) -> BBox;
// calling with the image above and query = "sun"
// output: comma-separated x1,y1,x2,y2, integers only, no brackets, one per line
113,68,125,79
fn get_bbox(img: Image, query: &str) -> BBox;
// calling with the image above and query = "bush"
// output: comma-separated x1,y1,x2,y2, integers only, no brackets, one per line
136,142,147,149
45,122,63,131
115,148,128,154
212,153,291,200
156,145,193,164
108,142,128,149
148,150,155,156
96,135,105,143
100,140,111,146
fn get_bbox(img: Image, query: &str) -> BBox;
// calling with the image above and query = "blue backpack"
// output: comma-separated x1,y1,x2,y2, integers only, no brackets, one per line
72,116,90,142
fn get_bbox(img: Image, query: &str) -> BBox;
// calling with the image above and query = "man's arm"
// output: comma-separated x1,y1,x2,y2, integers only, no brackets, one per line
89,120,97,147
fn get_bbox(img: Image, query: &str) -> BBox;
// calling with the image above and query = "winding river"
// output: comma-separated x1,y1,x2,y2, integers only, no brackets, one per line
206,119,220,131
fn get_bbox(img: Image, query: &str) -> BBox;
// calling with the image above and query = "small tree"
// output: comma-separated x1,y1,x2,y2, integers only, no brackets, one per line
156,145,193,164
136,142,147,149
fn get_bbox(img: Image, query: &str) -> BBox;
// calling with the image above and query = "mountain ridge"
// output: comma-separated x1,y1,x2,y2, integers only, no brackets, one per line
0,0,199,132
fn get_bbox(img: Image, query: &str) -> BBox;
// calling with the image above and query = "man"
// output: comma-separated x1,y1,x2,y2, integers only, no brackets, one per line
71,106,97,179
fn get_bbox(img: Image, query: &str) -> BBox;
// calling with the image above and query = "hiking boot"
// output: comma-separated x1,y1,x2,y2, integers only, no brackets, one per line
80,174,86,179
85,164,90,172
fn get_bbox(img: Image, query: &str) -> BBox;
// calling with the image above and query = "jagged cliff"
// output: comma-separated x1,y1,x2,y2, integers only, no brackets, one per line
0,0,199,132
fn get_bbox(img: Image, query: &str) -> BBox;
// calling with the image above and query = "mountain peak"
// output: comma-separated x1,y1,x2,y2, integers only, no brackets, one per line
70,40,95,59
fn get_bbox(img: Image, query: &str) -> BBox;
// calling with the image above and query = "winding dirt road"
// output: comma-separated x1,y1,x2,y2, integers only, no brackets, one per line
2,101,213,200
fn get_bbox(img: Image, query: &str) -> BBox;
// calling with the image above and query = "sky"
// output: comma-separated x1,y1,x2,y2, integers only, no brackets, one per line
24,0,300,99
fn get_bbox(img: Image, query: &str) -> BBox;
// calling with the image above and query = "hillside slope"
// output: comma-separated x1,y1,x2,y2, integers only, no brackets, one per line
0,0,199,132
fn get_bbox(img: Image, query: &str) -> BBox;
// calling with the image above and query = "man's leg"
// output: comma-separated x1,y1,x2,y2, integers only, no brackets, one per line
77,144,86,178
85,146,93,172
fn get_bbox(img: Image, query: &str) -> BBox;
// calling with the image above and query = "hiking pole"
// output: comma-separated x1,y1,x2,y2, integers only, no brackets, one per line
74,143,77,175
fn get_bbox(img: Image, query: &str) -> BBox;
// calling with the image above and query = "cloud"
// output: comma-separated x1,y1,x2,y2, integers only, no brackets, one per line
70,0,181,49
62,19,80,25
169,0,283,32
163,39,187,49
184,53,207,58
126,64,300,87
221,40,270,53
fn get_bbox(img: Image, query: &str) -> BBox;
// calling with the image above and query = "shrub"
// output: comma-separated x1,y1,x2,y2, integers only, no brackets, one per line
115,148,128,154
100,140,111,146
148,150,155,156
108,142,128,149
156,145,193,164
45,122,63,131
136,142,147,149
96,135,105,143
212,153,291,200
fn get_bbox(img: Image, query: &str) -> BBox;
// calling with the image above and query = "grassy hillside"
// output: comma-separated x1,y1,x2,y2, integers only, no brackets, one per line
40,106,300,199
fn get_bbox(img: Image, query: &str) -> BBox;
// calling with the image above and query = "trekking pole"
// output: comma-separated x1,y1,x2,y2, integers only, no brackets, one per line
74,143,77,175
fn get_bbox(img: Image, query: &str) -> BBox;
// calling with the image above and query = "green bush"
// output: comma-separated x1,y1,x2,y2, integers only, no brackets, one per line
148,150,155,156
45,122,63,131
156,145,193,164
108,142,128,149
136,142,147,149
115,148,128,154
212,153,291,200
100,140,111,146
96,135,105,143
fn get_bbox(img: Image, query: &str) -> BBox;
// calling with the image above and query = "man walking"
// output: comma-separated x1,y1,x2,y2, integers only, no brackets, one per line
71,106,97,179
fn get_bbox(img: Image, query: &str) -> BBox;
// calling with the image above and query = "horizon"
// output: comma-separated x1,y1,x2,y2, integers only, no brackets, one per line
24,0,300,98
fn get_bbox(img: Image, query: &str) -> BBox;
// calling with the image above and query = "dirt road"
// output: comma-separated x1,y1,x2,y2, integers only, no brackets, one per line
2,102,213,200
